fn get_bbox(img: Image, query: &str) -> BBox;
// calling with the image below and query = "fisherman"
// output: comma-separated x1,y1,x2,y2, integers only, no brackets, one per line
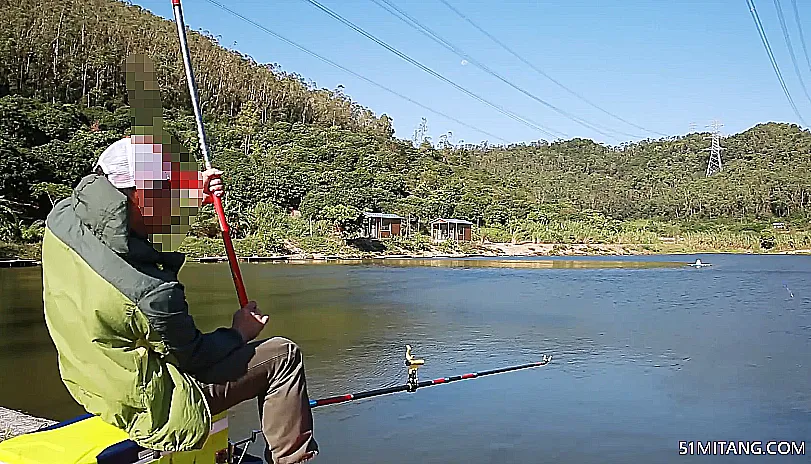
41,134,318,463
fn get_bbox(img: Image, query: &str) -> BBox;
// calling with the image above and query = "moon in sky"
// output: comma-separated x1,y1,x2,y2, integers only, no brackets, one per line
461,59,468,66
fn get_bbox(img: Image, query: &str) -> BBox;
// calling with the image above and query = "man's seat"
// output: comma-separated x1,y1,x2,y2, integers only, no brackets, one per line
0,412,230,464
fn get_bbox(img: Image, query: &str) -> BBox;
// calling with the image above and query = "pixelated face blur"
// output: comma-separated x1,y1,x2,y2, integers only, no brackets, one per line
129,135,204,251
125,53,203,252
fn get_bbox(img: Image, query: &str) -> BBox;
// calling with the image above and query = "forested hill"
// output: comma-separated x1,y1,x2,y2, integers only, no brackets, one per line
471,123,811,220
0,0,393,134
0,0,809,246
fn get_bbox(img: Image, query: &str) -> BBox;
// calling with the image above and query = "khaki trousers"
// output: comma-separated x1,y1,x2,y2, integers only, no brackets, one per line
198,337,318,464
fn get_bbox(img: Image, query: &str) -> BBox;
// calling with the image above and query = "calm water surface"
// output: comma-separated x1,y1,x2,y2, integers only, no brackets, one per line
1,254,809,463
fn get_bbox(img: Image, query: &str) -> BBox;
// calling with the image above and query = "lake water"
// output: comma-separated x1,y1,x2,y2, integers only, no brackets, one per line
1,254,809,463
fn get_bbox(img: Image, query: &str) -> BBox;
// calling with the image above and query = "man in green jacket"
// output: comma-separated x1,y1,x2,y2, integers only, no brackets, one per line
42,134,318,464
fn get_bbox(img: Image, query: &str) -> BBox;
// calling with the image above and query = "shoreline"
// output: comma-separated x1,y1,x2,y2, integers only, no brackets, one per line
2,242,810,267
197,242,811,262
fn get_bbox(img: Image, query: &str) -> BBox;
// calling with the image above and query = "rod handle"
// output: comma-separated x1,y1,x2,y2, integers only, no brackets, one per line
213,195,249,308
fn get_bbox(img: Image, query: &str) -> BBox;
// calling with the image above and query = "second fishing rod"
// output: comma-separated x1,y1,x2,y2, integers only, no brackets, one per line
229,345,553,455
309,345,553,408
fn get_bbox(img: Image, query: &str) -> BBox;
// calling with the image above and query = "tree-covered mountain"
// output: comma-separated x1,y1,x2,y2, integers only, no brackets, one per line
470,123,811,221
0,0,393,134
0,0,808,255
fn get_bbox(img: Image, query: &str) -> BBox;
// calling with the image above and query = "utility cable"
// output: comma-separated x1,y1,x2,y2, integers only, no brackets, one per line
201,0,510,143
791,0,811,77
747,0,807,124
773,0,811,104
436,0,668,138
299,0,567,140
370,0,630,141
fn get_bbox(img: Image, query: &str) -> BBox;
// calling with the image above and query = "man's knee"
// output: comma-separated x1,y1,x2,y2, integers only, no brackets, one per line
258,337,303,366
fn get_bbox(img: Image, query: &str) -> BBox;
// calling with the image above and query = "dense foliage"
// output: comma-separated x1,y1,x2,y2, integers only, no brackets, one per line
471,126,811,220
0,0,394,134
0,0,808,256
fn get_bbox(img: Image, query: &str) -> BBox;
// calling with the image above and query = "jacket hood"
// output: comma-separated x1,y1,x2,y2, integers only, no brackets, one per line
72,174,130,254
68,174,185,274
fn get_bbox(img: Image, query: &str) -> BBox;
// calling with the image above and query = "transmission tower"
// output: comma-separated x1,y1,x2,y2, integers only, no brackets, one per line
689,122,697,133
704,120,724,177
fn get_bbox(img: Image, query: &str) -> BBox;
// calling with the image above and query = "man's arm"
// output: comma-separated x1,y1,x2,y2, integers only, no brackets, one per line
138,281,245,376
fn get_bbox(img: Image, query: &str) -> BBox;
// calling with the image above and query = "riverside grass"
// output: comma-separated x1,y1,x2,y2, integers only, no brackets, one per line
3,217,809,260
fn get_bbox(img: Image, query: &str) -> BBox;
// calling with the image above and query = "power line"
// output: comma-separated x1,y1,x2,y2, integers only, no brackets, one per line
369,0,633,141
199,0,509,143
773,0,811,104
299,0,567,140
790,0,811,78
378,1,644,142
746,0,807,125
436,0,668,139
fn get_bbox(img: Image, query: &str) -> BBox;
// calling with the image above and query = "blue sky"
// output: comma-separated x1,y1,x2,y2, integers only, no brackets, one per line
136,0,811,146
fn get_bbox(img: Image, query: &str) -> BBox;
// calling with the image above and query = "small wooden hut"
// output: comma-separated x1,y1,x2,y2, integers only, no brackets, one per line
430,218,473,242
363,212,403,239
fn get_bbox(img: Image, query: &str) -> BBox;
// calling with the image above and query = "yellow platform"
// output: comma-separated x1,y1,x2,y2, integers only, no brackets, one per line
0,412,229,464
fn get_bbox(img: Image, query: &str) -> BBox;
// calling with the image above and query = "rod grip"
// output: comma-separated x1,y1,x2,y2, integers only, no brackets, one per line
213,195,249,307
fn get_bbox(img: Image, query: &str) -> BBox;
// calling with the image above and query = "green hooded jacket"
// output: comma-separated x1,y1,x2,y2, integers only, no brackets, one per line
42,174,246,452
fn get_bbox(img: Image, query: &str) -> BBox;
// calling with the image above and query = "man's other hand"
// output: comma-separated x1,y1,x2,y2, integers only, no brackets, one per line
231,301,268,343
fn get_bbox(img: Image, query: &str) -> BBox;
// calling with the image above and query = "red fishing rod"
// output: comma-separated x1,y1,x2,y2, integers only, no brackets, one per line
171,0,248,307
309,345,552,408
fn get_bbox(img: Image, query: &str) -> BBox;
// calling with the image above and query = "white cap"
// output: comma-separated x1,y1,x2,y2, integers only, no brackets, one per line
95,137,171,190
96,138,136,189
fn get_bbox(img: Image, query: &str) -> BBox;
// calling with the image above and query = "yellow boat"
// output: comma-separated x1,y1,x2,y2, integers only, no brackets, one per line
0,411,261,464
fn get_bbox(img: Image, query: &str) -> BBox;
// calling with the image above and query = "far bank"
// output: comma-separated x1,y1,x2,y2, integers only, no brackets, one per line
4,235,810,264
